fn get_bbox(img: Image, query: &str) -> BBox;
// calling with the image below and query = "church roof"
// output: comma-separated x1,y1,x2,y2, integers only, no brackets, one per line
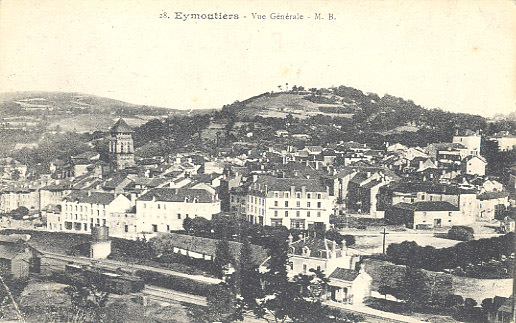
111,118,134,133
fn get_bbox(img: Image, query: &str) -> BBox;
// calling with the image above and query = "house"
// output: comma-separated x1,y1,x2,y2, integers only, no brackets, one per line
385,201,461,229
244,175,333,229
0,234,41,279
39,181,73,212
287,235,361,277
452,130,481,155
135,188,220,233
0,187,40,213
462,155,487,176
328,267,372,305
286,234,370,305
477,191,510,221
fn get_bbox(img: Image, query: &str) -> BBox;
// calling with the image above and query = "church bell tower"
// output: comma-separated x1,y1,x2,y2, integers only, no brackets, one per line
109,118,135,170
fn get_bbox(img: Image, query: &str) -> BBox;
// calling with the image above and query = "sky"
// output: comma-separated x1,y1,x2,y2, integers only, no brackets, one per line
1,0,515,117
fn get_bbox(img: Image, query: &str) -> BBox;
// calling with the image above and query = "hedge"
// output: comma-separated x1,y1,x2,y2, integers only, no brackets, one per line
134,269,215,297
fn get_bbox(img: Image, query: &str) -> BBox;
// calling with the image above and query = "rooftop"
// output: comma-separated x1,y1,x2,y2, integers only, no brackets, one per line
138,188,216,203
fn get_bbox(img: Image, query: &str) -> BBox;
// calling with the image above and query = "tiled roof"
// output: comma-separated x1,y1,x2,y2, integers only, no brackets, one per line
290,237,341,259
63,191,117,205
252,175,326,192
154,233,268,266
392,201,458,212
329,268,359,281
389,181,475,195
110,118,134,133
138,188,215,203
477,191,509,200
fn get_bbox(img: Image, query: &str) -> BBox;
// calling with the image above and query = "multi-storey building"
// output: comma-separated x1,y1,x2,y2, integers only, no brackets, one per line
245,175,333,229
135,188,220,233
0,187,39,213
47,191,132,233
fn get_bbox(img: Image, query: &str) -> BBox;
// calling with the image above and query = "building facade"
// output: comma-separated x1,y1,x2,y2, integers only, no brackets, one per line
245,176,333,229
135,188,221,233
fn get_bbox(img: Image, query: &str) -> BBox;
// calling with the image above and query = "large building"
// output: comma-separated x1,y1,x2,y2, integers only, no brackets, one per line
244,175,334,229
135,188,221,233
47,191,132,233
109,118,135,170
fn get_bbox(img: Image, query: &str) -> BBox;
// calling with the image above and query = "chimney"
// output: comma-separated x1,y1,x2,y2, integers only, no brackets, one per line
291,185,295,197
288,233,293,245
301,186,306,197
87,191,92,197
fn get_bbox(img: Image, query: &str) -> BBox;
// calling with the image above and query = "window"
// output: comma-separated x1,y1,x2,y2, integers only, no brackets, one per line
285,211,289,217
317,202,321,208
307,211,311,217
303,264,307,273
285,201,289,207
307,193,311,199
317,193,321,199
296,192,301,199
274,201,278,207
307,202,311,208
177,214,181,219
144,203,147,208
296,201,300,207
274,192,279,198
274,210,278,216
285,192,290,198
317,212,321,217
158,204,161,209
296,211,300,217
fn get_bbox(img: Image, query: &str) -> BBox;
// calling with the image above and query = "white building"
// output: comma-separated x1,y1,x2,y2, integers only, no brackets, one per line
462,155,487,176
452,131,481,155
135,188,220,233
48,191,132,233
245,175,333,229
287,235,370,305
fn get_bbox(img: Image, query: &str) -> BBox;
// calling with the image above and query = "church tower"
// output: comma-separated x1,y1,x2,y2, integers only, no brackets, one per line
109,118,135,170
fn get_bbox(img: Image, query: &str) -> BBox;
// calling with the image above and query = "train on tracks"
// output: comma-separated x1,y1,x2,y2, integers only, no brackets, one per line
62,262,145,294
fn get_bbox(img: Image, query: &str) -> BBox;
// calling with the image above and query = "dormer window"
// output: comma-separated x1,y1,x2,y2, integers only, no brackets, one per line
302,246,310,256
289,247,295,254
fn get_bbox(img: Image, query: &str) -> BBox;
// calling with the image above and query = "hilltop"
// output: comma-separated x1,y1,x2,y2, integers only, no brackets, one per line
0,91,212,133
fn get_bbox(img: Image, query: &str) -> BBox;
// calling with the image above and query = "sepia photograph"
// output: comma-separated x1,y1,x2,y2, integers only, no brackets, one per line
0,0,515,322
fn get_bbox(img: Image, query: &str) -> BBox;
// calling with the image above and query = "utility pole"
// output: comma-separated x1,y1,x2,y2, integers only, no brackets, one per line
380,227,389,255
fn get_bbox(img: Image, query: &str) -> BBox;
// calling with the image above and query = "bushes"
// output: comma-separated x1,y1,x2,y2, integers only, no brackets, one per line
134,269,215,297
386,233,514,274
448,226,474,241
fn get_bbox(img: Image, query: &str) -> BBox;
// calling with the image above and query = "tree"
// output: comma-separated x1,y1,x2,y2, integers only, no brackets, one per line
207,283,243,323
10,206,29,220
214,235,233,279
237,231,262,312
189,217,212,236
62,272,110,323
183,217,193,233
392,266,429,310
